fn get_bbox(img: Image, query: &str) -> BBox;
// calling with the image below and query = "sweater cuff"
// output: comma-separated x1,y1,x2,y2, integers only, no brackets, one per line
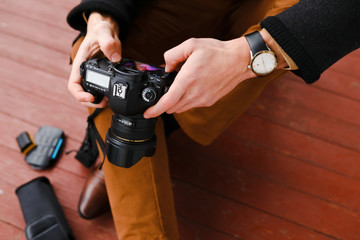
261,16,320,83
67,1,133,41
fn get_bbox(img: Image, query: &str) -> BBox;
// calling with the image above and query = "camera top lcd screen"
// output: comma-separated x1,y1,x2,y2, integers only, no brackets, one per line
86,70,110,88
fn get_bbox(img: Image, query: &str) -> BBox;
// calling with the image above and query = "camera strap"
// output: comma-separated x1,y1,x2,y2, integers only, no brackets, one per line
69,108,105,168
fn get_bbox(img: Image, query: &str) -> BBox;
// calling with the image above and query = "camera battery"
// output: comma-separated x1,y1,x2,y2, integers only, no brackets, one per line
25,126,65,170
16,132,37,155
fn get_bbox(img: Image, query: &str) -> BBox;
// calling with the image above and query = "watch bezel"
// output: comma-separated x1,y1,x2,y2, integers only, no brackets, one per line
250,50,278,77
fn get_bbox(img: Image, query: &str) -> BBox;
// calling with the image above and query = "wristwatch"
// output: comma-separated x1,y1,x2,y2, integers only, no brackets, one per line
245,31,277,76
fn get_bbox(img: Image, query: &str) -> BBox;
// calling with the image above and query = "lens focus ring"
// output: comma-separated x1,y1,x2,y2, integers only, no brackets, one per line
142,87,157,103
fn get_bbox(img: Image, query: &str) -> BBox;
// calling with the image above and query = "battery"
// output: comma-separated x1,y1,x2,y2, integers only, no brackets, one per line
16,132,37,155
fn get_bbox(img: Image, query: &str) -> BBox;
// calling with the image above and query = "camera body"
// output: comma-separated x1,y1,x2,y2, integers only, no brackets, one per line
80,58,176,168
80,58,175,116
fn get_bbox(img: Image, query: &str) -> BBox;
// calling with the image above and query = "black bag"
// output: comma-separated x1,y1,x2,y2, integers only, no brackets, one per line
15,177,75,240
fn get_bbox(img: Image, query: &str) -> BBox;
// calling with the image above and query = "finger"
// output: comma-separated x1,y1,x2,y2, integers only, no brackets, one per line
142,90,181,119
98,31,121,62
143,73,188,118
164,38,196,72
166,96,188,114
80,97,108,108
165,87,194,114
68,41,98,102
173,101,193,114
168,87,220,114
166,88,200,114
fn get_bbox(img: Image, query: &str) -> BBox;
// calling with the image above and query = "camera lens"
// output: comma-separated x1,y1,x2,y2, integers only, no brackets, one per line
142,87,157,103
105,114,157,168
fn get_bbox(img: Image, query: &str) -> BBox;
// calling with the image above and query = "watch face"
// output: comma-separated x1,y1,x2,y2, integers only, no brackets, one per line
251,50,277,76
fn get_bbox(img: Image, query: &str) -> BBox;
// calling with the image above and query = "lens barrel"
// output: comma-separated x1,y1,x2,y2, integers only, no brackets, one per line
105,114,157,168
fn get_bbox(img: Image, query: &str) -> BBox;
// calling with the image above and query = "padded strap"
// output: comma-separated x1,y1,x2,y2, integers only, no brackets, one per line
25,215,69,240
87,108,106,153
74,108,105,168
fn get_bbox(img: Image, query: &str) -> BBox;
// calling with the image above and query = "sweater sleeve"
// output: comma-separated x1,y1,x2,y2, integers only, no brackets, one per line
67,0,146,41
261,0,360,83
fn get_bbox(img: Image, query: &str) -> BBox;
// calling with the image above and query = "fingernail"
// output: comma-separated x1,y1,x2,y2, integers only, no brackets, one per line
111,52,121,62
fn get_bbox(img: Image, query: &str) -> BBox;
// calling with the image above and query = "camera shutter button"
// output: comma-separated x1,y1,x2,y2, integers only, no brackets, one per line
142,87,157,103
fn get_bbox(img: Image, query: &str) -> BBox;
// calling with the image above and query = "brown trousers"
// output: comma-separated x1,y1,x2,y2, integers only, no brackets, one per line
71,0,298,239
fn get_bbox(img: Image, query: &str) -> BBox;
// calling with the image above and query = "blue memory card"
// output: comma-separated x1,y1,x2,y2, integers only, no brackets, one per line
51,138,64,159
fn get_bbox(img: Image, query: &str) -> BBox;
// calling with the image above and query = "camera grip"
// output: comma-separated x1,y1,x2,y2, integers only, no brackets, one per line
92,93,104,104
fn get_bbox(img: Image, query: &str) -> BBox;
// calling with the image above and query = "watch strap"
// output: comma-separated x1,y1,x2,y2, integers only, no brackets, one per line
245,31,268,56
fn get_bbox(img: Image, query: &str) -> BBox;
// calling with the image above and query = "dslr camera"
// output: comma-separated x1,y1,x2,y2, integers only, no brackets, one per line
80,58,176,168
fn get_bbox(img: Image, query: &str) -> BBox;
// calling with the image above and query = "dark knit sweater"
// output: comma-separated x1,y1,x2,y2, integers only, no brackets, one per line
67,0,360,84
67,0,144,41
261,0,360,83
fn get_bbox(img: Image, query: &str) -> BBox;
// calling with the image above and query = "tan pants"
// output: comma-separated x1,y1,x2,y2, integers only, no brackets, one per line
71,0,298,239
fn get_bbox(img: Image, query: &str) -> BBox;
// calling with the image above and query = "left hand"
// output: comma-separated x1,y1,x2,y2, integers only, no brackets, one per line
143,37,256,119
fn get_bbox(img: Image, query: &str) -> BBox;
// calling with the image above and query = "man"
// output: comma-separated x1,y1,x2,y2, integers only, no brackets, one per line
67,0,360,239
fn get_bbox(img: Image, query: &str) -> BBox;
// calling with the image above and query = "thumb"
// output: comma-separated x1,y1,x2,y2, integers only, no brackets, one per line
164,38,196,72
98,32,122,62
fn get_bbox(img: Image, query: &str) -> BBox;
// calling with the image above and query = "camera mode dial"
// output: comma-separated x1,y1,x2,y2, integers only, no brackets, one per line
142,87,157,103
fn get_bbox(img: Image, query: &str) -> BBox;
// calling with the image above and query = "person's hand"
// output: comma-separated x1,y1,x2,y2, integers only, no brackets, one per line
68,12,121,108
143,29,287,119
143,37,256,118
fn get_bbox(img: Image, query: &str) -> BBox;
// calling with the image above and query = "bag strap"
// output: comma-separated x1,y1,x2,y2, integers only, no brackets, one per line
87,108,106,152
73,108,105,168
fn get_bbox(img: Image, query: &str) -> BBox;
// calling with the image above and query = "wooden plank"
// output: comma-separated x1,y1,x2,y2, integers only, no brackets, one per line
0,31,70,78
260,75,360,127
178,217,238,240
0,0,75,32
0,179,27,230
285,50,360,102
247,77,360,152
0,56,86,120
39,0,79,10
221,113,360,180
0,77,88,143
0,9,76,53
63,208,117,240
173,180,335,240
169,130,360,212
168,140,360,239
0,220,24,240
325,52,360,79
307,68,360,102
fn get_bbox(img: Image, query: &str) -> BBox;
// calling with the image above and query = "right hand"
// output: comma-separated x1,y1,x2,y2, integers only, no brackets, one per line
68,12,122,108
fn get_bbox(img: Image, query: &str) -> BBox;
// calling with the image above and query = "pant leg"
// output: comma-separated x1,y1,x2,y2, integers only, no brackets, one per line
71,41,178,240
96,1,236,239
93,108,178,240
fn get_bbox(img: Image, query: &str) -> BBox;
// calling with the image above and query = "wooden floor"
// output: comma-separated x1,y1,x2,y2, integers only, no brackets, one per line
1,0,360,239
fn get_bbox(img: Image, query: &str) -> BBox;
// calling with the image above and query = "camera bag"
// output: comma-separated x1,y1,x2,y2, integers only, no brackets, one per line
15,177,75,240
